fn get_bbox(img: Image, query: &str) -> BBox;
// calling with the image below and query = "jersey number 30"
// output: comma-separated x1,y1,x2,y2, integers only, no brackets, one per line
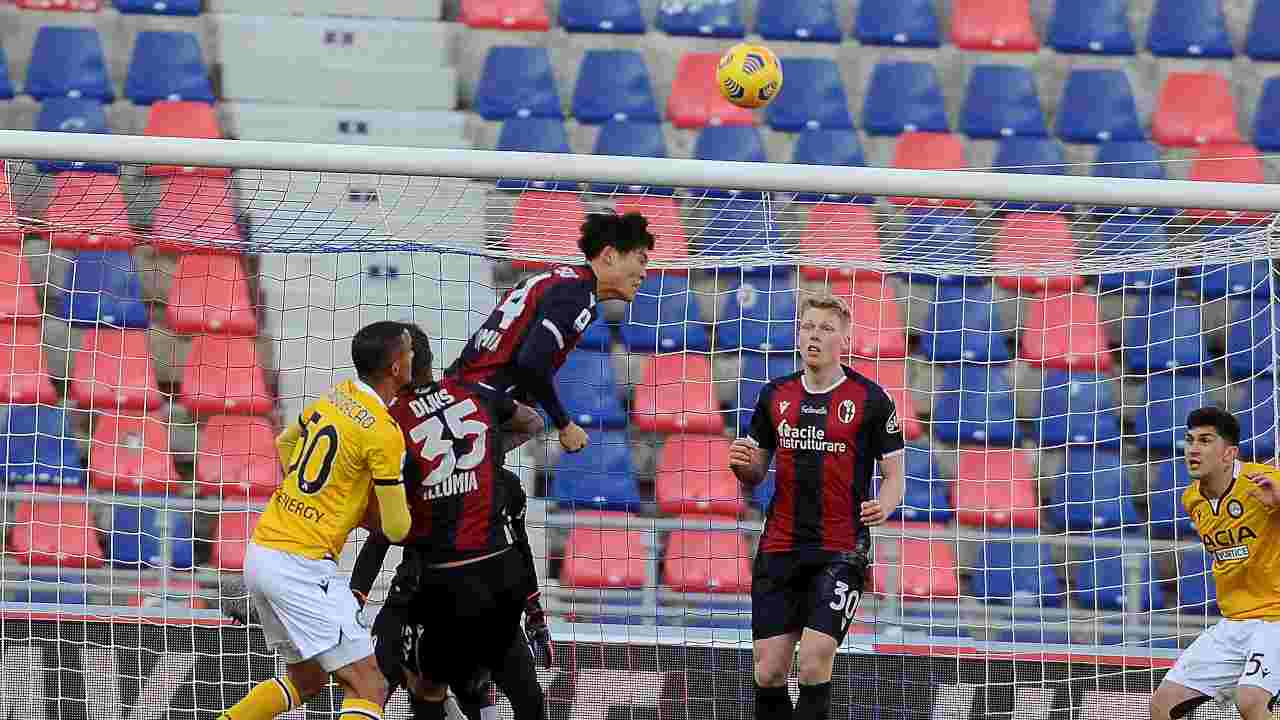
410,399,489,489
291,411,339,494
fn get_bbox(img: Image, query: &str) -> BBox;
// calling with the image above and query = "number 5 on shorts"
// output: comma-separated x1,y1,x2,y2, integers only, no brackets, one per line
1245,652,1267,677
829,581,861,625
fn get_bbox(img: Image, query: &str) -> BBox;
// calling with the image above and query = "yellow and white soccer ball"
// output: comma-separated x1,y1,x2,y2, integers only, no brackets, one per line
716,42,783,109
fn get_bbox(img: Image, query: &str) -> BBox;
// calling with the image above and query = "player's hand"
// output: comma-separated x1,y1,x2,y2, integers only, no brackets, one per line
524,592,555,669
559,422,588,453
217,578,258,626
1246,472,1280,508
728,439,760,469
860,500,887,527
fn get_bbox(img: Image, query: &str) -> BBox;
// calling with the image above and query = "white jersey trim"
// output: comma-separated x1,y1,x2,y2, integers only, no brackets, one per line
351,378,386,409
542,318,566,350
801,372,848,395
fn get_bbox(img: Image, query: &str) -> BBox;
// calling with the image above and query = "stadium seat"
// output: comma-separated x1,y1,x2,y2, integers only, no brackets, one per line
116,0,200,13
1048,448,1139,531
475,47,562,120
1148,459,1195,539
0,47,14,100
1020,291,1113,373
1036,371,1122,449
149,177,242,254
60,250,149,328
1,405,85,487
34,98,118,174
829,278,908,359
960,65,1046,139
179,335,274,416
506,191,585,268
461,0,550,29
1197,227,1272,299
991,138,1070,212
1233,377,1276,461
1073,532,1161,611
125,32,214,105
68,329,164,414
1135,374,1206,451
892,446,953,524
757,0,841,42
950,0,1039,51
211,511,259,572
855,0,940,46
0,252,42,325
1177,546,1218,614
143,101,228,177
1147,0,1233,57
862,63,948,135
1253,77,1280,150
591,122,671,196
1047,0,1135,54
694,197,777,270
850,360,923,440
0,324,57,405
614,196,688,264
1124,294,1205,373
656,436,742,516
196,415,281,500
560,514,647,588
1225,298,1276,378
557,350,628,431
656,0,744,36
88,414,178,495
953,448,1039,529
767,58,853,131
552,431,640,511
663,529,750,593
17,0,102,9
1183,146,1270,224
922,281,1011,362
994,212,1084,293
735,350,798,434
632,352,723,434
717,275,797,352
559,0,645,32
872,522,958,598
888,135,969,207
43,173,135,251
693,127,767,199
0,172,22,247
798,203,879,280
495,119,577,191
12,568,88,605
1055,69,1143,143
108,504,194,569
1095,219,1177,294
572,50,659,124
1247,0,1280,59
1152,72,1242,147
168,254,258,336
9,491,103,568
25,27,113,101
791,130,873,203
932,364,1022,446
1091,143,1173,218
970,530,1061,606
891,209,979,278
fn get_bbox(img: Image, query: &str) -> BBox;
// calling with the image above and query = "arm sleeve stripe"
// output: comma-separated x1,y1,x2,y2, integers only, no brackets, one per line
879,448,905,460
373,477,403,486
541,318,566,350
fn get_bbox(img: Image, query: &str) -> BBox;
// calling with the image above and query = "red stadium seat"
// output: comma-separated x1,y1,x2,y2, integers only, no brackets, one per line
1152,72,1243,147
799,203,881,282
850,359,923,440
829,278,908,359
16,0,101,10
180,335,274,416
509,191,586,271
195,415,282,500
655,435,745,516
1183,144,1272,223
632,353,724,434
125,575,207,610
615,195,689,272
211,511,260,572
953,448,1040,530
1020,291,1114,372
0,322,57,405
143,101,229,177
560,513,648,588
994,212,1085,293
889,133,974,208
872,522,958,598
0,168,24,246
9,489,105,569
43,173,138,251
149,177,243,254
662,529,751,593
89,413,180,495
461,0,551,29
667,53,755,130
69,329,164,413
167,253,258,335
0,251,42,324
951,0,1039,51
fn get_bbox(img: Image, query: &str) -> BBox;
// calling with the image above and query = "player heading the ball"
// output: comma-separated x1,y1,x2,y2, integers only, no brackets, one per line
1151,407,1280,720
729,293,906,720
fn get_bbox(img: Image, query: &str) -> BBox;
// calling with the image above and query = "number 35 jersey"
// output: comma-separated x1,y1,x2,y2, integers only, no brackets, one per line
254,379,407,561
390,377,519,562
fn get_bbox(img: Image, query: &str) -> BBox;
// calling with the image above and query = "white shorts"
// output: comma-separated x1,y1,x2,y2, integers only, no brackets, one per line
243,542,374,672
1166,618,1280,704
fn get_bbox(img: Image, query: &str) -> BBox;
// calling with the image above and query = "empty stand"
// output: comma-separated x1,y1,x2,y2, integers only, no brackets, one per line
572,50,659,124
557,350,628,431
2,405,84,487
168,253,258,336
921,281,1012,363
43,173,136,251
735,350,798,434
506,191,585,268
1177,546,1219,614
0,323,57,405
798,203,879,281
830,278,907,359
0,47,14,101
656,436,742,516
1233,376,1277,460
862,63,948,135
970,530,1061,606
932,364,1022,446
1248,0,1280,59
1055,69,1143,143
1094,217,1176,293
144,101,228,177
591,123,671,195
26,27,113,101
10,491,103,568
1048,448,1138,531
558,0,645,32
855,0,940,46
1152,72,1242,147
476,47,562,120
1047,0,1135,54
953,449,1039,529
1135,373,1206,451
461,0,551,29
17,0,102,9
88,414,178,495
873,523,958,598
1091,143,1173,218
695,126,767,167
791,130,872,203
495,118,577,191
1147,459,1194,539
1072,532,1161,611
1225,298,1276,378
223,104,468,148
960,65,1046,138
1197,227,1272,298
991,138,1070,212
656,0,744,37
1254,77,1280,150
0,251,43,324
125,31,214,105
60,250,149,328
632,352,723,434
211,511,259,571
888,134,968,206
669,53,756,128
1147,0,1234,57
69,329,164,413
1036,371,1122,449
552,431,640,511
757,0,841,42
1020,291,1112,372
850,360,923,440
35,98,118,174
994,212,1083,293
116,0,201,13
196,415,281,500
695,197,777,268
108,504,194,569
1183,146,1270,223
560,514,648,588
180,335,274,416
894,447,953,524
717,275,797,352
892,209,979,274
1124,294,1205,373
767,57,853,131
149,177,243,253
615,196,688,264
0,171,22,247
663,530,750,593
950,0,1039,51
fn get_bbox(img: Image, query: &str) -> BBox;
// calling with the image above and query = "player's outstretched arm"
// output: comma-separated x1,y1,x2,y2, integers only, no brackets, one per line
513,296,590,453
1243,467,1280,511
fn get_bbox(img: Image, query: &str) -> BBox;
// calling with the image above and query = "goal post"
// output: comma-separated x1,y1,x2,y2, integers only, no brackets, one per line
0,129,1275,720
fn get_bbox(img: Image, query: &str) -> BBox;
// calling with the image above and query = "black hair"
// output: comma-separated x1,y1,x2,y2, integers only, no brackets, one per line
1186,406,1240,447
578,212,656,260
403,323,434,386
351,321,408,382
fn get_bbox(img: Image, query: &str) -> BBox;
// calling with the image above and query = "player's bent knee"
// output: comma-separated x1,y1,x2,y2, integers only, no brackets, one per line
287,661,330,699
1233,687,1275,720
337,656,389,705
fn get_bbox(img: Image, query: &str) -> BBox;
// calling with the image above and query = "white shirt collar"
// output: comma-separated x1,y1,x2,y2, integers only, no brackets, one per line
802,372,847,395
351,378,387,409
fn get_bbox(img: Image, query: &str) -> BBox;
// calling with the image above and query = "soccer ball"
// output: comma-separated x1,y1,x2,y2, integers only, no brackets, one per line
716,43,783,109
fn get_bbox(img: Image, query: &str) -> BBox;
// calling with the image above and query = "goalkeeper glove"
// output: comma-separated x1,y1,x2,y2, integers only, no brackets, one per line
523,592,554,669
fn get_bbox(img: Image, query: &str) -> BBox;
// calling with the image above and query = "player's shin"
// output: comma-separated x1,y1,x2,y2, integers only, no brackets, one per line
217,677,302,720
755,684,794,720
794,682,832,720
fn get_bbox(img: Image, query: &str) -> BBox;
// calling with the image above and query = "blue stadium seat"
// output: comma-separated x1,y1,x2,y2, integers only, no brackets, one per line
1147,0,1234,57
791,130,872,203
1134,374,1206,451
694,197,777,272
892,209,978,285
34,98,119,174
551,430,640,510
1233,377,1276,461
0,405,85,487
920,281,1012,362
656,0,744,37
109,506,194,569
692,126,768,200
559,0,645,32
60,250,149,328
590,121,670,196
556,350,628,431
116,0,202,13
1178,547,1218,614
1073,532,1162,611
992,138,1070,212
1123,293,1205,373
855,0,941,47
756,0,841,42
1197,226,1273,300
1148,459,1195,539
1225,298,1276,377
932,364,1022,446
572,50,659,124
892,445,953,524
622,274,710,352
1095,217,1177,293
970,530,1063,607
26,27,113,102
960,65,1047,139
1056,69,1143,143
0,46,15,101
1254,77,1280,151
717,274,798,352
1047,448,1139,531
1036,371,1122,449
495,118,577,191
476,47,562,120
995,628,1071,645
1048,0,1136,54
1091,142,1174,217
736,351,799,434
125,32,213,104
1247,0,1280,59
12,570,87,605
767,57,852,131
862,62,948,135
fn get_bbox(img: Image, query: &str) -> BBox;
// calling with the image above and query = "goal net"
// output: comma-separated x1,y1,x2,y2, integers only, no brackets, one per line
0,132,1275,720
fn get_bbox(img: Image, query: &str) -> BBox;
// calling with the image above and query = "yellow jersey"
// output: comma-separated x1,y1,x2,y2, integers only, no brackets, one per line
253,379,406,561
1182,461,1280,620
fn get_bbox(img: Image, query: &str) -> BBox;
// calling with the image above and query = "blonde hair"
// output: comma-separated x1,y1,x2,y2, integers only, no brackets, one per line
799,293,852,328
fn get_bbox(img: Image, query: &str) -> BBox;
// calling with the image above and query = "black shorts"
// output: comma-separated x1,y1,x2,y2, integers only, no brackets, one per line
751,551,869,643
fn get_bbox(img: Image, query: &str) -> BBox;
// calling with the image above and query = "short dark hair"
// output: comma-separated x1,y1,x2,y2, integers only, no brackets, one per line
1186,406,1240,446
578,212,655,260
351,321,407,381
403,323,434,386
